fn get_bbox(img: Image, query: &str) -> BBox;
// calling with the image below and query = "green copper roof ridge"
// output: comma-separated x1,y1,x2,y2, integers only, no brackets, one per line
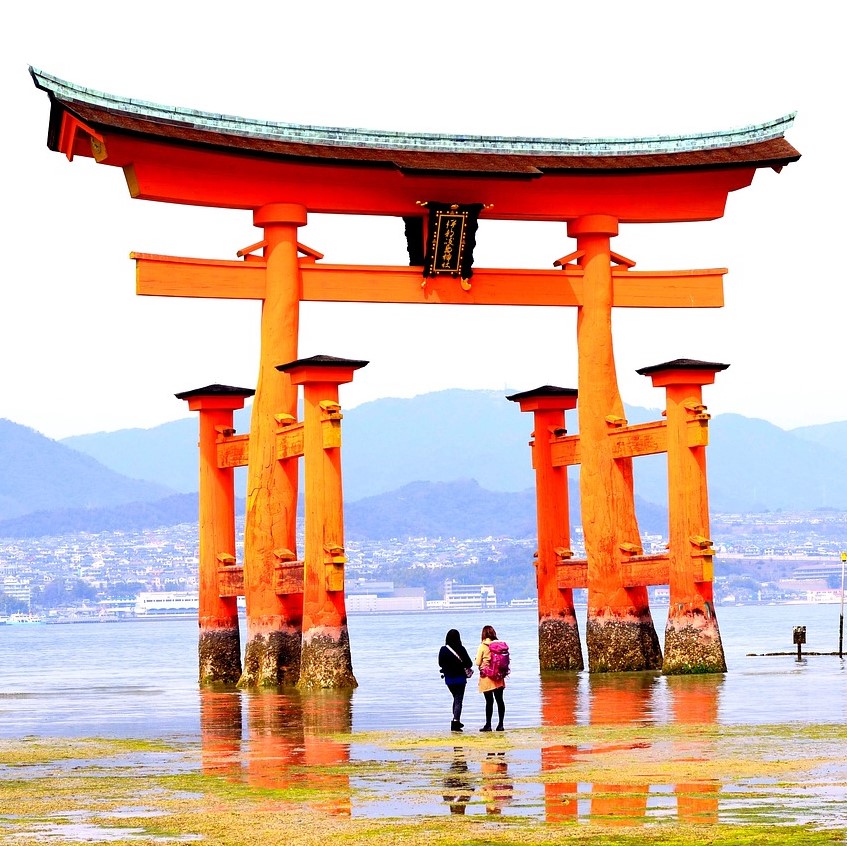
30,67,796,157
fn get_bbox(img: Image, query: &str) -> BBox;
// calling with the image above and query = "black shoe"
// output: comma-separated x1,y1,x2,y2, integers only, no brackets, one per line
495,725,504,731
458,722,464,728
480,725,492,732
451,721,463,732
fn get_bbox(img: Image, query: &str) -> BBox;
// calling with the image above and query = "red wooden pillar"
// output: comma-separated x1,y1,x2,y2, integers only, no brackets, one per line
638,359,727,674
241,203,306,687
568,215,661,672
507,386,583,671
176,384,253,684
277,355,367,689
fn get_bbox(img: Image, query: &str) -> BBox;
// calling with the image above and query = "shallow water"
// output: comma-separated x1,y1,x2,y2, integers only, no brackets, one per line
3,603,844,737
2,603,846,828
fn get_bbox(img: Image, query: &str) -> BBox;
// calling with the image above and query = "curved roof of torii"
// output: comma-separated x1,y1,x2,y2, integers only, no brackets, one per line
30,68,800,221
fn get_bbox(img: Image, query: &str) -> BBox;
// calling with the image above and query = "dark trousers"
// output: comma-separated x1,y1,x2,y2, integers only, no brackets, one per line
447,681,466,722
483,687,505,727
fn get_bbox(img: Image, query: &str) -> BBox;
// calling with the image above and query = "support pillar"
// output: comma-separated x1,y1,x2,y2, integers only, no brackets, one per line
240,203,307,687
568,214,662,672
638,359,728,674
507,386,583,671
176,384,254,684
278,355,367,689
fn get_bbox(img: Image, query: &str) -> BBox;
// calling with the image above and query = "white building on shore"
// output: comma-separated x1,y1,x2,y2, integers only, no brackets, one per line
134,591,199,616
426,579,497,610
345,579,425,613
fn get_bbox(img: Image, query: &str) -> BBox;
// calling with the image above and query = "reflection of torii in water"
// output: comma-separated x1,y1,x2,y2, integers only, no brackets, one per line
30,68,799,684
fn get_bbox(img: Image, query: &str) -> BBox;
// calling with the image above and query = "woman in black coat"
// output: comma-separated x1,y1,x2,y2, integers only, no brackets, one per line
438,628,474,732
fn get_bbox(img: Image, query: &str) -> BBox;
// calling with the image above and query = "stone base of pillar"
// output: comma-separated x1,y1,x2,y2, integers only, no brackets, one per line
297,627,357,690
538,614,584,671
663,607,726,675
199,627,242,685
586,614,663,672
239,627,301,687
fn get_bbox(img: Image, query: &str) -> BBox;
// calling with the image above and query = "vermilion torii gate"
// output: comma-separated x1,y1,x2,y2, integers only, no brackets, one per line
31,68,799,684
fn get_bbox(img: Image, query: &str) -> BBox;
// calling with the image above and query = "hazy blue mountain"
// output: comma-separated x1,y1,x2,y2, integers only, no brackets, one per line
52,389,847,514
58,390,656,500
61,390,535,497
0,493,199,538
791,421,847,460
346,478,667,540
697,414,847,512
62,416,212,494
0,418,174,521
342,389,537,498
0,474,667,540
345,479,539,541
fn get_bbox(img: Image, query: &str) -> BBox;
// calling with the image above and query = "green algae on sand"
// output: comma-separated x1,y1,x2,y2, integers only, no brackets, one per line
1,725,846,846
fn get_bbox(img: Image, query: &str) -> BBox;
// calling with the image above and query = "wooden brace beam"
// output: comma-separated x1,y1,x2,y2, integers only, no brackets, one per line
133,252,725,309
555,553,713,589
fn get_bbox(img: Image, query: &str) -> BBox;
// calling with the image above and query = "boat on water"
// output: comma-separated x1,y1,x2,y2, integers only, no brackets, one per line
4,612,45,624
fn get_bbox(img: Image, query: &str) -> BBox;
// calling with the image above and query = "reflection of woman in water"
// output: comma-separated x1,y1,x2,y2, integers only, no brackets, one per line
481,752,513,815
475,624,506,732
442,746,474,814
438,629,474,732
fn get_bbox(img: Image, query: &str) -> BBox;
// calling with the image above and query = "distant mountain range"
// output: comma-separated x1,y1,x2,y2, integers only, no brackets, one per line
2,388,847,538
0,418,171,522
0,474,668,541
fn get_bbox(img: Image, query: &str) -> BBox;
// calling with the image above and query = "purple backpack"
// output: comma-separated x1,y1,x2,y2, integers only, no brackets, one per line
481,641,510,681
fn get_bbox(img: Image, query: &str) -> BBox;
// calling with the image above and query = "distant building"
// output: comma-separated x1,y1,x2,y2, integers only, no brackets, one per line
98,598,137,618
1,577,31,604
428,579,497,610
134,591,199,615
650,587,670,603
345,579,425,613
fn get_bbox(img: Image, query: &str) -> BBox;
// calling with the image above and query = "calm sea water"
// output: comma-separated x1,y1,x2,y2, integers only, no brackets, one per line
1,603,845,739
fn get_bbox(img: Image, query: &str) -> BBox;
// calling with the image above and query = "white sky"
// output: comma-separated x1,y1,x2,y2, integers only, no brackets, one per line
0,2,840,439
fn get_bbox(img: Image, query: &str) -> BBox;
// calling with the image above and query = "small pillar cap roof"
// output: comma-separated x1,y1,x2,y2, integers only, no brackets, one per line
635,358,730,376
506,385,578,402
174,383,255,400
276,354,369,373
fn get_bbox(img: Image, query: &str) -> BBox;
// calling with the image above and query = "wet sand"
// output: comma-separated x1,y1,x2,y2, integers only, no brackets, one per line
2,721,846,845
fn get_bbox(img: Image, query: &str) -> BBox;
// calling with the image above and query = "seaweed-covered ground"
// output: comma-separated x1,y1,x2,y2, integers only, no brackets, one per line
2,722,846,845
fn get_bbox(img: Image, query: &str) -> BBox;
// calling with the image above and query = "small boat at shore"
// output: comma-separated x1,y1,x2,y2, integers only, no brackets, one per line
3,612,46,624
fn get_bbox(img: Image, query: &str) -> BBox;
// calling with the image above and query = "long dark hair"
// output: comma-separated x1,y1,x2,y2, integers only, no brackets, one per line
481,625,497,641
445,629,463,649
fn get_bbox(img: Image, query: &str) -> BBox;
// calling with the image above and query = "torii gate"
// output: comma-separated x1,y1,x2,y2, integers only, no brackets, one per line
31,68,799,684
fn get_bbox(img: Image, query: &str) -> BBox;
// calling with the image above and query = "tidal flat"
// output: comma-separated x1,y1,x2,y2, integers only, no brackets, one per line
2,723,846,846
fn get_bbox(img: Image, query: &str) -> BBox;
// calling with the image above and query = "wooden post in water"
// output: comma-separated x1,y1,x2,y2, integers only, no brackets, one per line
507,386,583,671
240,203,306,687
176,384,254,684
569,214,662,672
277,355,367,689
638,360,727,674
